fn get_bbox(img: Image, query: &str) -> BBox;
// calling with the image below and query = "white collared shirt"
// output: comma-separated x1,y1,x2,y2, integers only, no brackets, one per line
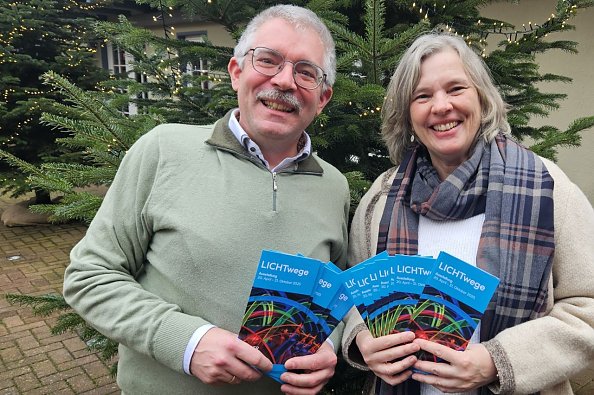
228,108,312,172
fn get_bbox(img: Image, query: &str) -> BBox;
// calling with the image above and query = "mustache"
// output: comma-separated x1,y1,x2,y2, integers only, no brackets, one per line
256,89,302,112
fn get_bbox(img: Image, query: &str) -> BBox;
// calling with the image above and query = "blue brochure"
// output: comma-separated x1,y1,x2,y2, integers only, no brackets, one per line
413,251,500,362
239,250,350,384
343,252,389,320
343,250,499,361
366,255,436,337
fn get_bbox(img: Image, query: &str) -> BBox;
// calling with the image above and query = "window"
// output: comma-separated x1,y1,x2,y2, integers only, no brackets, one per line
100,42,145,115
178,32,211,90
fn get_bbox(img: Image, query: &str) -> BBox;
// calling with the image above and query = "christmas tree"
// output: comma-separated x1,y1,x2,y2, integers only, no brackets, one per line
131,0,594,180
0,0,110,201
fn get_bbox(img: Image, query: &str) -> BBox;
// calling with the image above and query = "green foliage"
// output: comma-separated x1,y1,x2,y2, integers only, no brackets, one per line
4,293,118,375
0,0,109,198
134,0,307,39
92,15,237,124
344,171,373,220
314,1,431,179
0,70,161,223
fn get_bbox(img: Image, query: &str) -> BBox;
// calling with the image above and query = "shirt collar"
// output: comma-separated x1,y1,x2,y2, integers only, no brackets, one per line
228,109,312,172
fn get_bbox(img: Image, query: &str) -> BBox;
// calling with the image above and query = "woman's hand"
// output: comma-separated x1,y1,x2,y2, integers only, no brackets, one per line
356,329,420,386
411,339,498,393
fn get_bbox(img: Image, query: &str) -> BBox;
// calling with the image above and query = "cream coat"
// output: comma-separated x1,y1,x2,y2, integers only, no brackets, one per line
341,157,594,394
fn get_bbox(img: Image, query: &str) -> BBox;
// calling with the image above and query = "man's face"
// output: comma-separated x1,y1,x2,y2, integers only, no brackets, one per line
228,18,332,151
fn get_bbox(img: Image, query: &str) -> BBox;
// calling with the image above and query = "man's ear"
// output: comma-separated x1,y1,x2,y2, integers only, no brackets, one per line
315,85,333,116
228,57,241,91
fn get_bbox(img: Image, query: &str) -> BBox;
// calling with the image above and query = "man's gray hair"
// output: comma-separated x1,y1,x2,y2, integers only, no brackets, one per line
382,32,511,164
233,5,336,90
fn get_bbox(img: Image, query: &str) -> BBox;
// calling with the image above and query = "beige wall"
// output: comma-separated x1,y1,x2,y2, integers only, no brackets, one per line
128,12,236,47
482,0,594,204
165,22,236,48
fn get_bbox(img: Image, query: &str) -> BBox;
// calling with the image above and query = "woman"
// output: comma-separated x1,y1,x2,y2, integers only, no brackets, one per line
341,32,594,395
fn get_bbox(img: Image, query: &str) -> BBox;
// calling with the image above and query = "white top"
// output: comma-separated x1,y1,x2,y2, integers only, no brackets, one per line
418,213,485,395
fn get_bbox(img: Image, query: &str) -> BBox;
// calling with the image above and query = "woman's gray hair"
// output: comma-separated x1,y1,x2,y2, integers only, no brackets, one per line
233,4,336,91
382,32,511,164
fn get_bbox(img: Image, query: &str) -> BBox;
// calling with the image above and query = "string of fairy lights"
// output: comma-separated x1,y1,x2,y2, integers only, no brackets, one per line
152,1,183,92
0,1,103,142
411,0,579,55
354,0,580,118
0,0,583,130
0,0,100,146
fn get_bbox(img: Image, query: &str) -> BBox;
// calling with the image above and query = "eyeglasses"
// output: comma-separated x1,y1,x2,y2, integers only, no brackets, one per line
245,47,327,90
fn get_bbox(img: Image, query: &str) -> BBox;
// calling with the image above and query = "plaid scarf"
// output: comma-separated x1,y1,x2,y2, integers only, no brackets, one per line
376,133,555,395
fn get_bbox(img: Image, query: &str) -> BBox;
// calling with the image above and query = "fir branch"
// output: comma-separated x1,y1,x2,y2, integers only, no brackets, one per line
4,292,118,367
529,115,594,160
31,192,104,224
40,163,116,186
41,71,137,151
51,311,88,334
5,293,71,316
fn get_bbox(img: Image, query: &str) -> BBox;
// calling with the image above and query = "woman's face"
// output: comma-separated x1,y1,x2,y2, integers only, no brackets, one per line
409,48,482,180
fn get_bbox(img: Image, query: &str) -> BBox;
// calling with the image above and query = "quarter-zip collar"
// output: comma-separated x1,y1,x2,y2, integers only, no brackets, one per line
205,109,324,174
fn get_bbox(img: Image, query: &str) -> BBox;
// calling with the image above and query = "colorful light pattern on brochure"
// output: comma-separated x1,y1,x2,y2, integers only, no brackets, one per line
238,250,351,383
343,251,499,359
412,251,500,361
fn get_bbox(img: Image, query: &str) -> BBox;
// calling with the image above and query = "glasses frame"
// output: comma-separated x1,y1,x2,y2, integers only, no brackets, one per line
245,47,327,90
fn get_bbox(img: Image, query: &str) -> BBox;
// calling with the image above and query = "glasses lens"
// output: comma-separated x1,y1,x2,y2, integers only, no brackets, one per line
251,48,283,76
294,61,323,89
249,47,325,89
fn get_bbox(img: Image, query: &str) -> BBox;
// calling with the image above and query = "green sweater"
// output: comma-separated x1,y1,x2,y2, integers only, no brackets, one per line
63,111,350,395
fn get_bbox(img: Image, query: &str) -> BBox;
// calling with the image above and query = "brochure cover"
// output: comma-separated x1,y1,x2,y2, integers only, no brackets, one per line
365,255,436,337
239,250,321,381
310,262,348,336
412,251,500,362
343,252,389,321
239,250,349,383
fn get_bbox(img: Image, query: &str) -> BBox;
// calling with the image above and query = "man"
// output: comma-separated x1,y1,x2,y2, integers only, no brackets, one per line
62,4,349,395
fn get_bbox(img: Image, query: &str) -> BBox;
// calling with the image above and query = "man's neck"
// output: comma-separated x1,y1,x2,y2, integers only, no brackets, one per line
259,140,299,169
231,109,307,169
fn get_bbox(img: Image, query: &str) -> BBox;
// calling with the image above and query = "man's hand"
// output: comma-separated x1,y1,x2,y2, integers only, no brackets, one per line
190,327,272,385
356,329,419,386
411,339,498,393
279,342,337,395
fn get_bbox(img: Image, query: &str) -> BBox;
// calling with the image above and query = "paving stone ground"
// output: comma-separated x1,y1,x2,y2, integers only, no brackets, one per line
0,197,118,394
0,196,593,395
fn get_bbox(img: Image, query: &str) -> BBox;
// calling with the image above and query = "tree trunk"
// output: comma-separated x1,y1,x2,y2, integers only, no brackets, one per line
34,188,52,204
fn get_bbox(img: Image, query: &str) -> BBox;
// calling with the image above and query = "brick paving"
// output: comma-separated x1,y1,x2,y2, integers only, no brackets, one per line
0,197,118,395
0,196,593,395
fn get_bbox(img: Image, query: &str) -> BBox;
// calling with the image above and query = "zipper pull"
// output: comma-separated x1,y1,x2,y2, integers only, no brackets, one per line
271,172,278,212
